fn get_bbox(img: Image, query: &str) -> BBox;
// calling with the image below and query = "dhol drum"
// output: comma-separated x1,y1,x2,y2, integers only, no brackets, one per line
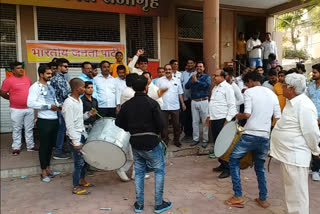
81,118,131,171
214,121,253,169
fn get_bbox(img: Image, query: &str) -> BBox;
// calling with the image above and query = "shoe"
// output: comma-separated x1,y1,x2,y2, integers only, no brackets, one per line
41,175,51,183
201,142,209,148
218,171,230,179
209,153,216,158
312,172,320,181
47,171,61,178
53,153,71,160
190,141,200,146
255,198,270,208
117,170,130,182
12,149,20,156
134,202,144,213
27,147,39,151
174,142,182,148
212,165,224,172
154,201,172,213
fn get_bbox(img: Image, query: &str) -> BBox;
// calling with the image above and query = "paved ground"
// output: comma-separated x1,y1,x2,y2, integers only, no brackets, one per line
1,156,319,214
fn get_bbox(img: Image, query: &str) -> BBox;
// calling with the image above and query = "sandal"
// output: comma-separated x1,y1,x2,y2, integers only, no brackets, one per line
255,198,270,208
79,183,95,187
225,196,244,208
72,188,91,195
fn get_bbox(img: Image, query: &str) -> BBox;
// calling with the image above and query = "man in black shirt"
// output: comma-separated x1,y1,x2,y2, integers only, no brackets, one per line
116,75,172,214
81,81,98,133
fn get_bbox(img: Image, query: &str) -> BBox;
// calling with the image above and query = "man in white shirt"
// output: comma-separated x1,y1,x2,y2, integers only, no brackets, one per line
128,49,147,75
142,71,165,107
209,69,237,179
115,65,127,106
224,67,244,111
180,59,197,140
120,73,138,105
226,71,281,209
270,73,320,214
262,32,277,72
95,61,119,118
156,64,186,147
247,32,262,68
235,67,249,93
170,59,182,80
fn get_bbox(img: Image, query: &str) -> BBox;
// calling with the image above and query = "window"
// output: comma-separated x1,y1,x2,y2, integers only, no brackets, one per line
0,4,17,68
126,15,158,59
178,8,203,40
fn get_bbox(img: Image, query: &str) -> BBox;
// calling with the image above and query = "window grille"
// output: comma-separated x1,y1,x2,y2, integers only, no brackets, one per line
0,4,17,68
37,7,120,67
178,9,203,40
126,15,158,59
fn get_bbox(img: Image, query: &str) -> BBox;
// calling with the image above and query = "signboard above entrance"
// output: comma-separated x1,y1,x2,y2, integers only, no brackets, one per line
2,0,168,16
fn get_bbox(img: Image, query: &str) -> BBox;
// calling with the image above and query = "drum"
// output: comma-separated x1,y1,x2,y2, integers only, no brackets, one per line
81,118,131,171
214,121,253,169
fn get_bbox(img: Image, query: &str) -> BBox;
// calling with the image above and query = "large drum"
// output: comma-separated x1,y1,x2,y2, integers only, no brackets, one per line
81,118,131,171
214,121,253,169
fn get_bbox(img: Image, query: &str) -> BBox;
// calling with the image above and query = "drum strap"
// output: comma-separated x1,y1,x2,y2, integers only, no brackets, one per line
131,132,159,137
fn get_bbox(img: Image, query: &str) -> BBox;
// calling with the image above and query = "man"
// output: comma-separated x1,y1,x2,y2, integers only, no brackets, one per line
235,67,249,93
266,53,279,71
47,58,71,160
180,59,197,140
143,71,165,107
120,73,139,105
170,59,182,80
262,32,277,72
273,70,286,114
256,66,267,84
116,75,172,214
110,51,129,77
271,73,320,214
81,81,98,133
275,65,283,73
247,32,262,68
63,78,96,196
185,62,211,148
1,61,34,155
156,64,186,147
78,62,97,99
226,71,281,208
128,49,148,75
27,65,61,182
95,60,119,117
224,67,244,112
209,69,237,179
153,67,165,85
262,69,278,91
236,32,247,68
115,65,127,107
306,63,320,181
48,61,58,76
91,63,98,78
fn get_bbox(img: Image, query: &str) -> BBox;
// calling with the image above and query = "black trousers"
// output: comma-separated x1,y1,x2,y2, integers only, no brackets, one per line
181,99,193,137
99,108,116,118
211,118,229,171
162,110,180,144
311,155,320,172
37,118,59,169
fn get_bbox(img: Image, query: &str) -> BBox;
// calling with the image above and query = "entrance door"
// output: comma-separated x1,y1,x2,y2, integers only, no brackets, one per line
236,15,266,42
178,41,203,71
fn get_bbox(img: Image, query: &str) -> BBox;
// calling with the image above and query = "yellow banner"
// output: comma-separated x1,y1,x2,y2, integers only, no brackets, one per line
26,41,125,63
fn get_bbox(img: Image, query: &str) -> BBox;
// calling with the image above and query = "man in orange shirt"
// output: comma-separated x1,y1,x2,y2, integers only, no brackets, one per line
236,32,247,68
110,51,129,77
272,70,286,127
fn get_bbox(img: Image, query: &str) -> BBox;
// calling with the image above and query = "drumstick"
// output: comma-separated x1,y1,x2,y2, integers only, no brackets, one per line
91,107,103,118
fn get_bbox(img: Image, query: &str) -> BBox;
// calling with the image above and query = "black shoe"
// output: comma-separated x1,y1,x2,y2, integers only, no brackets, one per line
53,152,71,160
174,142,182,148
212,164,224,172
190,141,200,146
154,201,172,214
134,202,144,213
218,171,230,179
201,142,209,148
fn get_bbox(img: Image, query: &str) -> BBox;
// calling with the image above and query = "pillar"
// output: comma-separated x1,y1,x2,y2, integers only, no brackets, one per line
203,0,219,75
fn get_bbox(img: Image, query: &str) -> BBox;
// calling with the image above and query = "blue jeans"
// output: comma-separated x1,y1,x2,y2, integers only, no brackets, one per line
55,112,66,155
229,134,269,201
132,143,165,206
70,135,88,186
249,58,262,67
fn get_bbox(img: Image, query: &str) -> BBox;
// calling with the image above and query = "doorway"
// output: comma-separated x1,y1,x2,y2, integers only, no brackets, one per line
178,41,203,71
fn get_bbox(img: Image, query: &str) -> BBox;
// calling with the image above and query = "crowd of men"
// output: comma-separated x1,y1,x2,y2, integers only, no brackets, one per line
1,45,320,214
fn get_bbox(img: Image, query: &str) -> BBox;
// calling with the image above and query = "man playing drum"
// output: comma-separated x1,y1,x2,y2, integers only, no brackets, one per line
116,75,172,213
225,71,281,208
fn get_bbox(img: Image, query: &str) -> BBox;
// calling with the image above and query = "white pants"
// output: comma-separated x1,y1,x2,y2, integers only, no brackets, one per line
280,162,309,214
10,108,34,150
191,100,209,142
